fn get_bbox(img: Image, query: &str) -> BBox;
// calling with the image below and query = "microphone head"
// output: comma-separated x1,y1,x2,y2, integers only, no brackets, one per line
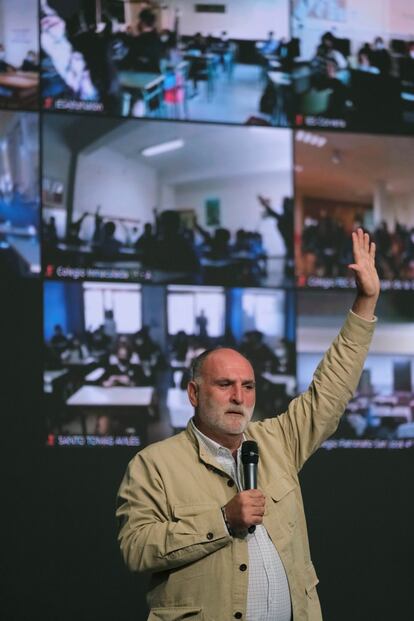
241,440,259,465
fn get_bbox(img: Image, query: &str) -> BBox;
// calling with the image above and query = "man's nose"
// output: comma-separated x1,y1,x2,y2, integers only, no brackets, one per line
230,384,243,404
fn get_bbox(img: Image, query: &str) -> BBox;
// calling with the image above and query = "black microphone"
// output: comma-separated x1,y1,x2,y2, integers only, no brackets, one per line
241,440,259,489
241,441,259,533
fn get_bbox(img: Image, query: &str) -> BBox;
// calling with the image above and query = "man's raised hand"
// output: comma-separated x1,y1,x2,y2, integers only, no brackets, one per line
348,228,380,319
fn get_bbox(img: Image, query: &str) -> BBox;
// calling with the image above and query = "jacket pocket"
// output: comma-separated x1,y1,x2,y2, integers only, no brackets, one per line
172,503,216,519
265,476,297,519
305,562,319,599
262,476,298,545
267,475,296,504
148,606,203,620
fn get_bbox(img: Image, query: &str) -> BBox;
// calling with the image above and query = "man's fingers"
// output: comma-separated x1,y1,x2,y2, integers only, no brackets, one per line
246,489,265,496
247,505,265,517
247,492,265,500
250,490,266,502
241,491,266,513
250,510,265,518
225,490,267,530
237,490,266,511
243,490,265,501
250,503,265,513
251,516,264,525
352,228,376,265
247,494,265,505
352,230,361,261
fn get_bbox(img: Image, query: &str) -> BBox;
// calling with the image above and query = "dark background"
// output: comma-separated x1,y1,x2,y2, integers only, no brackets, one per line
3,280,413,621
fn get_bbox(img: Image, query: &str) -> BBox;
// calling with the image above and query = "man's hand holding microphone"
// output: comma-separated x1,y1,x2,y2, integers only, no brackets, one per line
222,441,265,533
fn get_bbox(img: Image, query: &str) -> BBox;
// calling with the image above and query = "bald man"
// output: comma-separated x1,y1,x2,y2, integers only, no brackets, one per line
117,229,380,621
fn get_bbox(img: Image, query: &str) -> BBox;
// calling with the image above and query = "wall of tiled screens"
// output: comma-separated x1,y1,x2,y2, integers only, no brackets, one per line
2,0,413,448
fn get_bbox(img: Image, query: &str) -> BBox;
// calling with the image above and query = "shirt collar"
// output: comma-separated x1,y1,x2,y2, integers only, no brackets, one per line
190,418,244,460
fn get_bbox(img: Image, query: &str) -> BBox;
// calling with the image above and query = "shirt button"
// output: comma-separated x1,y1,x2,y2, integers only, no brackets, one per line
227,479,235,487
239,563,247,572
206,532,214,540
234,613,242,619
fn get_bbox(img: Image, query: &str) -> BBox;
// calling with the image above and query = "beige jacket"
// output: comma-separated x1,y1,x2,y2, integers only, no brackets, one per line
117,311,375,621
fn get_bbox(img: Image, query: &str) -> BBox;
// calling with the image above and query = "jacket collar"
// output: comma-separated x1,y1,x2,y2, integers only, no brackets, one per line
185,418,253,472
186,418,225,471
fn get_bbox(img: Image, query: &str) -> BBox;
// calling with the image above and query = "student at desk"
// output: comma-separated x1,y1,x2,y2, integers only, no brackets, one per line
159,29,175,63
0,44,15,73
310,31,348,116
188,32,208,54
147,210,200,273
171,330,190,363
370,37,392,76
240,330,287,416
66,213,88,246
132,8,162,73
96,221,123,258
194,220,232,261
186,33,213,95
399,41,414,84
259,31,278,55
43,216,58,244
206,229,232,261
88,325,111,360
135,222,155,260
50,324,69,358
61,335,90,364
357,49,380,75
240,330,280,375
134,326,166,383
215,31,231,68
102,344,140,387
21,51,39,72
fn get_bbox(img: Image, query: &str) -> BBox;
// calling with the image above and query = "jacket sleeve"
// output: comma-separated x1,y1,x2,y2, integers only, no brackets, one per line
116,451,231,573
274,310,376,471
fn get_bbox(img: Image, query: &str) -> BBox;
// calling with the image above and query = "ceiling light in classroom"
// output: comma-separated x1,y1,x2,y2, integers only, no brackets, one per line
141,139,184,157
295,130,327,148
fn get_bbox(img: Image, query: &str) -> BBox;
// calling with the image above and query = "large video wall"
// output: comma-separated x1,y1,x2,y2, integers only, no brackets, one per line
3,0,413,449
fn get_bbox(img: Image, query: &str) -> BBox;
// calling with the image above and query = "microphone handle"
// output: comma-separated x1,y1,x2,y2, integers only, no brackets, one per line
244,463,257,490
243,463,257,533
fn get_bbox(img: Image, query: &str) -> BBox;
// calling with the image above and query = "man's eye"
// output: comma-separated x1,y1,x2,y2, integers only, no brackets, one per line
244,385,255,390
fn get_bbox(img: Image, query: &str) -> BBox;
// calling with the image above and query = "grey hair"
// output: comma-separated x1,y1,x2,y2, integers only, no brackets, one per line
189,348,219,381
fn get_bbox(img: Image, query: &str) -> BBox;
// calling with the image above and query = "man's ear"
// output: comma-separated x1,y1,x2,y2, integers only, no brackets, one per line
187,380,199,407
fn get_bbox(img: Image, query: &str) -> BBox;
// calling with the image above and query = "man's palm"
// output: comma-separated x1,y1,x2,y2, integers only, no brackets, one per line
348,228,380,298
